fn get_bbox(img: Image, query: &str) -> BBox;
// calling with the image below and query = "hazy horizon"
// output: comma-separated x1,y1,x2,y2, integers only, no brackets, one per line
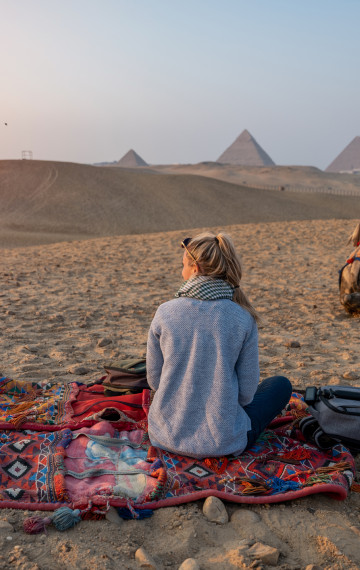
1,0,359,169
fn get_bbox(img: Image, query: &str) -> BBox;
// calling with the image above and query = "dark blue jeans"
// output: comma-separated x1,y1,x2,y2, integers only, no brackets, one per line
243,375,292,450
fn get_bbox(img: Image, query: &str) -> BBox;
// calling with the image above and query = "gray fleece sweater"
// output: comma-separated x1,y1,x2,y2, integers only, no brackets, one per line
146,297,259,458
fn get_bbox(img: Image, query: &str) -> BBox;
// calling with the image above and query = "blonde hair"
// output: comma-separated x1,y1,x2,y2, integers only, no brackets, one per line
347,222,360,247
185,232,259,322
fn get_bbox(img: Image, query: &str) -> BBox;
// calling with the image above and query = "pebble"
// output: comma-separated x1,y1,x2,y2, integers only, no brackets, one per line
247,542,279,566
343,371,358,380
178,559,200,570
238,538,253,547
203,496,228,524
285,340,301,348
231,509,261,525
79,315,92,328
105,506,122,526
0,521,14,533
97,337,112,347
49,314,64,322
68,365,90,375
24,345,39,353
135,547,157,569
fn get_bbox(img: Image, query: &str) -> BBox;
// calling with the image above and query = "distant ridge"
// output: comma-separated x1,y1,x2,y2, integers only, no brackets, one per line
217,129,275,166
93,160,118,166
2,160,360,249
117,149,148,167
325,136,360,173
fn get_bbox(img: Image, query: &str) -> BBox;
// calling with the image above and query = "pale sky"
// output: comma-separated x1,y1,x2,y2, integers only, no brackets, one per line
1,0,359,169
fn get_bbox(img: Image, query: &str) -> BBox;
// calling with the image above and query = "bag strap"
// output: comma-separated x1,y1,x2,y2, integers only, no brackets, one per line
338,257,360,289
338,264,347,289
324,387,360,401
318,392,360,416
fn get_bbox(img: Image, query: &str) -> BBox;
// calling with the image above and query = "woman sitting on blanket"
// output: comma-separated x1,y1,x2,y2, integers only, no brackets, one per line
146,232,292,458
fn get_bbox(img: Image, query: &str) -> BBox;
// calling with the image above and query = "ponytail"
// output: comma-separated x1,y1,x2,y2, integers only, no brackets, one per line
184,232,259,322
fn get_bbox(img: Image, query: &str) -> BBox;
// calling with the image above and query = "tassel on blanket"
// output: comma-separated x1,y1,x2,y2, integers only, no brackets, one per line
315,461,352,474
266,476,302,494
12,412,32,429
23,507,82,534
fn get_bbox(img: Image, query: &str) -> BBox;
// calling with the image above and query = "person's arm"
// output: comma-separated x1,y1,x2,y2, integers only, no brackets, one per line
146,315,164,391
235,320,260,406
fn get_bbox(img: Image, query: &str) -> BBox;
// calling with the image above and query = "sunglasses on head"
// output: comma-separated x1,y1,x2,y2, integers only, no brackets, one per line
181,237,197,263
181,237,192,248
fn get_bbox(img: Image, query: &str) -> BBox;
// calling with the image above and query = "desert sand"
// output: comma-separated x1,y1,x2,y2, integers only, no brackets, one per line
2,160,360,249
150,163,360,195
0,212,360,569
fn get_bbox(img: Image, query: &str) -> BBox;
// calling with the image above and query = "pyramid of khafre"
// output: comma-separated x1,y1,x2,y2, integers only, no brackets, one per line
325,136,360,173
217,129,275,166
117,149,148,167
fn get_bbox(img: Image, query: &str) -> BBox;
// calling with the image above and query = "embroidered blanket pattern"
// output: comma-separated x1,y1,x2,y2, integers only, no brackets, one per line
148,431,354,506
0,385,356,512
0,429,71,504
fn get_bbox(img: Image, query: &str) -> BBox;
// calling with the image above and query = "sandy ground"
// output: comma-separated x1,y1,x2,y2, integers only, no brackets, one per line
0,218,360,569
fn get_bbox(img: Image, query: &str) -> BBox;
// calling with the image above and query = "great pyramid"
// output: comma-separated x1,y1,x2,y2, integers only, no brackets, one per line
325,136,360,173
217,129,275,166
117,149,148,167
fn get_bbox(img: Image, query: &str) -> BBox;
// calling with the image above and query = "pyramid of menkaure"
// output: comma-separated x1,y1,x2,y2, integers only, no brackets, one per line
117,149,148,167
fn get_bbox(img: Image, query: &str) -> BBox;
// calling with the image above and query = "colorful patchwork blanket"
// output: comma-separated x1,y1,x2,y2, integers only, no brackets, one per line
0,377,145,430
0,385,355,513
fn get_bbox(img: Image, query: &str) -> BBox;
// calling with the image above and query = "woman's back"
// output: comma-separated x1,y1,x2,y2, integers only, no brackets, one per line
147,296,259,458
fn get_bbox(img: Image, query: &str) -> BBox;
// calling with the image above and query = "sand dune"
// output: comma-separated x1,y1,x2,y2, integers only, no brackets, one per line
2,159,360,247
151,162,360,193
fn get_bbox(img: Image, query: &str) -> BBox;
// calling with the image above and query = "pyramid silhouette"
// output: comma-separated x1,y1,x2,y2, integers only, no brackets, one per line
325,136,360,173
217,129,275,166
117,149,148,167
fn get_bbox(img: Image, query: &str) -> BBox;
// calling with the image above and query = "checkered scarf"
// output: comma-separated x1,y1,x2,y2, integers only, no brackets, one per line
175,275,235,301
